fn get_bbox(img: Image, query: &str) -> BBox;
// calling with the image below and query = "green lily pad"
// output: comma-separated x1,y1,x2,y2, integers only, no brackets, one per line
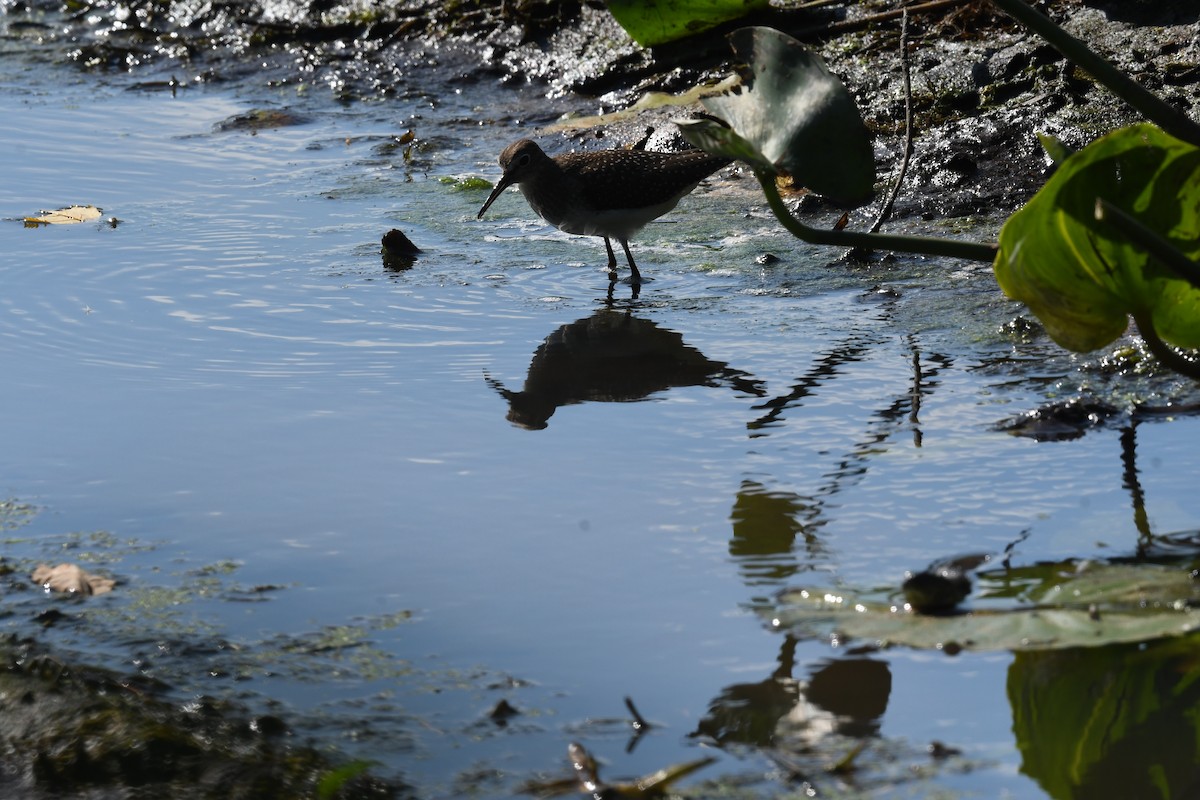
770,560,1200,652
606,0,769,48
1010,634,1200,799
677,26,875,206
994,123,1200,352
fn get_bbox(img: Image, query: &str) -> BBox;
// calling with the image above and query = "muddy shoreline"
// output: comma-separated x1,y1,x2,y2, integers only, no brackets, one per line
6,0,1198,221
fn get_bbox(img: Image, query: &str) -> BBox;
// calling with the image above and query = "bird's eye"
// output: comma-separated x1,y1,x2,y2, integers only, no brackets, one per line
517,154,531,167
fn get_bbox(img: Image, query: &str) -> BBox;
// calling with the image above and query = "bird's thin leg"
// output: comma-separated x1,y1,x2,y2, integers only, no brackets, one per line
603,237,619,280
618,238,642,284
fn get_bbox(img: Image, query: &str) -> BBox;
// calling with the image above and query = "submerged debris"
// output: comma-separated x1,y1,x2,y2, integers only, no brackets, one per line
998,398,1122,441
212,108,310,133
31,563,116,596
902,553,990,614
381,228,421,271
22,205,102,226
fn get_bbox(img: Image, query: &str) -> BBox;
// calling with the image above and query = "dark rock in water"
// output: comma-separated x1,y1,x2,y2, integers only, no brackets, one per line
381,228,421,271
488,699,520,722
902,567,971,615
382,228,420,255
998,398,1122,442
903,553,990,614
212,108,309,133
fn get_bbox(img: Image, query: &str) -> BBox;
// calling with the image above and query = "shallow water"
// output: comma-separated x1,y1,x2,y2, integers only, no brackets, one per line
2,49,1200,799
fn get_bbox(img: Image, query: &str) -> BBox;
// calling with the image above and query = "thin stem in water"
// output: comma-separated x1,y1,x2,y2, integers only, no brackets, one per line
755,168,999,263
1132,310,1200,381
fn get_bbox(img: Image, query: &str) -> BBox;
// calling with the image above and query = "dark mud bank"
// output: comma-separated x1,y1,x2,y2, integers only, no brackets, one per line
0,636,405,799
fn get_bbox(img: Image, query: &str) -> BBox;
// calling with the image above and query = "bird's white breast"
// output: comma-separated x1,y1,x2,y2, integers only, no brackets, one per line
524,187,693,240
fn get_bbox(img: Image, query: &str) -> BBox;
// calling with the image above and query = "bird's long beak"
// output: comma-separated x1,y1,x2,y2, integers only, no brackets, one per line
477,173,514,219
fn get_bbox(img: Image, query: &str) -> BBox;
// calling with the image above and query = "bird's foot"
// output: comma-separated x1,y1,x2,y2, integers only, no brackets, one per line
611,273,648,285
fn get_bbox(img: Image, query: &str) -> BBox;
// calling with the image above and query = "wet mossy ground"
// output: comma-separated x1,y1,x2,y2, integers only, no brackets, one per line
0,637,405,799
0,504,410,798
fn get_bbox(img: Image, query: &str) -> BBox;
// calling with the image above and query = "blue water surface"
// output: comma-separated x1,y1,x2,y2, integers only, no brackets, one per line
2,59,1199,799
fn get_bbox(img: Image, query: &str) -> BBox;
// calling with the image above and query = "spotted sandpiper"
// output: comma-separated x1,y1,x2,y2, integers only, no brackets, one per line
477,138,729,284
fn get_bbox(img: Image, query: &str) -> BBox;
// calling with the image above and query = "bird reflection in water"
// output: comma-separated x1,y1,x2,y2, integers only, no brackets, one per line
486,309,766,429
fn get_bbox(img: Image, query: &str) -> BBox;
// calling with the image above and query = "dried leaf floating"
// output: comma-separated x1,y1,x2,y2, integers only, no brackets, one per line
23,205,103,226
31,563,115,596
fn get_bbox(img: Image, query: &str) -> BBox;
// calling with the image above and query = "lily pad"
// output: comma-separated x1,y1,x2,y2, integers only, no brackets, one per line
606,0,769,48
1010,634,1200,799
994,123,1200,352
677,26,875,205
769,560,1200,652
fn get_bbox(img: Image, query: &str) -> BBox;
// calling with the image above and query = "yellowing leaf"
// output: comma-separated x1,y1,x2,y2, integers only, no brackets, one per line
24,204,103,226
32,563,116,595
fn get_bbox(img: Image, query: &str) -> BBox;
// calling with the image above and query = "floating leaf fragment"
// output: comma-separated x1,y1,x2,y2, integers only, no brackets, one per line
23,205,102,226
32,563,116,596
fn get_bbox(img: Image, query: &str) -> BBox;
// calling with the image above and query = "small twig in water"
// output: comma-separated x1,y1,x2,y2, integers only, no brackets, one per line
624,696,652,731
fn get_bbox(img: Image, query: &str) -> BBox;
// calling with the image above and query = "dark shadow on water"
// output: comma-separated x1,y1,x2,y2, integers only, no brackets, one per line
692,637,892,781
730,481,829,593
728,336,955,608
485,309,765,429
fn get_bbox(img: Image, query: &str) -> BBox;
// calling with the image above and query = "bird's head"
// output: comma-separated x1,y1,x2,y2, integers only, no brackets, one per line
477,139,548,219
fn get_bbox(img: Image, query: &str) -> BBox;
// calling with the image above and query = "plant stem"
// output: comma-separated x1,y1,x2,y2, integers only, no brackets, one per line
1095,198,1200,290
755,169,999,262
990,0,1200,148
1132,310,1200,380
866,7,914,236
